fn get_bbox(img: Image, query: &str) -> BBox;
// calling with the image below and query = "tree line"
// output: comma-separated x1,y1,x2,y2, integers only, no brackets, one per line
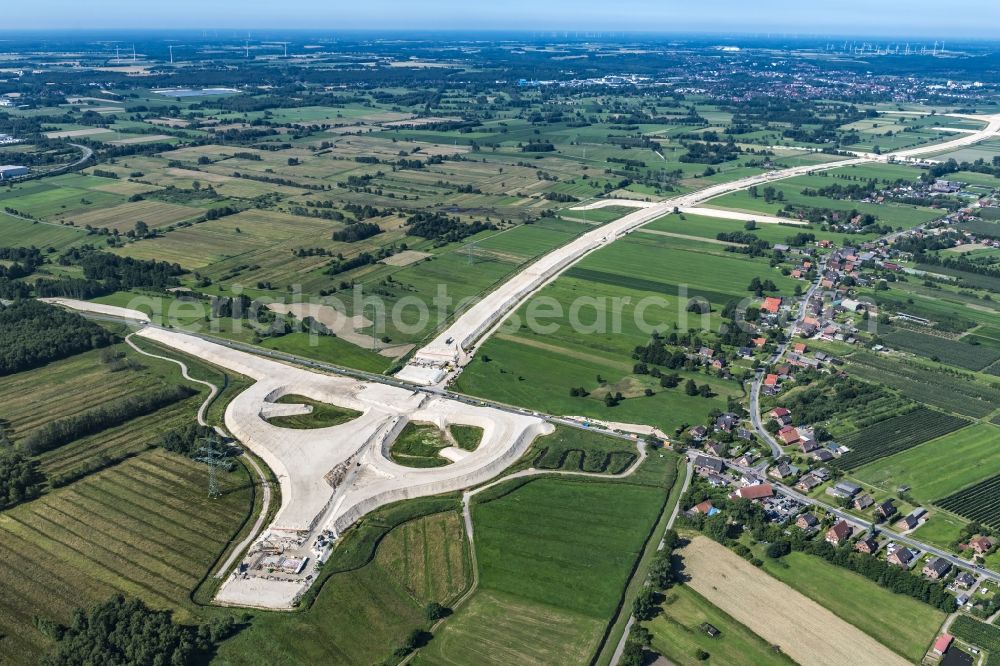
22,384,196,456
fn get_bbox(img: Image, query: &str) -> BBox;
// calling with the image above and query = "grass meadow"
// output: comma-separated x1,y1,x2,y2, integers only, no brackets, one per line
756,550,944,662
417,451,678,664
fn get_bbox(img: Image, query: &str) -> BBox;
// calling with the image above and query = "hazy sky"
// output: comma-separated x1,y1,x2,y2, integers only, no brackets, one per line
4,0,999,38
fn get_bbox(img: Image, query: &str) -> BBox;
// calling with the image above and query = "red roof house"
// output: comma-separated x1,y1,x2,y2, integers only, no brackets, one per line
826,520,853,545
761,297,782,314
764,374,779,387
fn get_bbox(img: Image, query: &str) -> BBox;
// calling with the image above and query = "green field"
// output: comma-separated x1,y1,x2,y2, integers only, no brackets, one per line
417,452,678,664
0,450,253,662
513,424,639,474
215,506,471,666
265,394,362,429
453,232,773,431
758,551,945,662
391,422,454,468
644,585,794,666
851,423,1000,503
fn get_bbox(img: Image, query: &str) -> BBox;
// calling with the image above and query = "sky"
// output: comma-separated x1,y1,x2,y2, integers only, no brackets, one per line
3,1,999,38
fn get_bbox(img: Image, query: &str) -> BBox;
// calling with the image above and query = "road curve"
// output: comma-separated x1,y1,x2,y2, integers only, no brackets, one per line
124,333,274,580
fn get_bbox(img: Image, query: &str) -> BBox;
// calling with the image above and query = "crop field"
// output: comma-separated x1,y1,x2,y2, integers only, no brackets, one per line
64,199,203,232
0,450,252,662
851,424,1000,503
680,536,914,666
419,453,677,664
643,585,794,666
215,505,470,666
753,548,945,662
0,345,190,444
830,407,969,471
883,327,1000,371
845,351,1000,418
936,473,1000,531
643,211,815,245
0,215,90,250
950,615,1000,666
454,233,786,430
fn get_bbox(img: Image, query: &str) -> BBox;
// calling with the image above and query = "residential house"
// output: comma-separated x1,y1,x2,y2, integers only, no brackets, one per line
853,494,874,510
688,425,708,440
795,474,821,492
888,547,915,568
875,500,897,520
769,407,792,425
970,537,994,555
764,373,779,388
692,500,719,516
796,513,819,530
799,437,819,454
923,557,952,580
694,456,724,475
826,520,853,545
769,462,798,480
735,452,757,468
855,535,879,554
777,426,800,445
812,449,834,462
706,473,729,487
955,572,976,589
706,442,728,458
761,297,782,314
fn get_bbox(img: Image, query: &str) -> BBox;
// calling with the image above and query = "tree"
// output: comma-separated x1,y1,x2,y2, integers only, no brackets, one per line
685,378,698,396
765,540,791,558
425,602,450,621
133,220,149,237
0,449,45,510
632,587,658,621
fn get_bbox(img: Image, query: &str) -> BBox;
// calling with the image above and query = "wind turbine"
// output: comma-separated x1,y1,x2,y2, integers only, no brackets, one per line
169,44,174,64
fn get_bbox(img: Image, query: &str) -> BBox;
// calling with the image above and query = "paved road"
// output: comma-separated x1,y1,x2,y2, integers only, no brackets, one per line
748,253,830,458
691,451,1000,584
609,459,693,666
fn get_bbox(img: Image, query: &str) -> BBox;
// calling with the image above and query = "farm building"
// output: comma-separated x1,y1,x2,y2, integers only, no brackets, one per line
932,634,953,656
0,165,29,180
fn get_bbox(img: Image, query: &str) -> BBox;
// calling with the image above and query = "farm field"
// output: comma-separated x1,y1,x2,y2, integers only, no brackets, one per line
453,233,783,430
845,351,1000,418
0,450,253,662
830,407,969,471
949,615,1000,666
642,585,794,666
417,452,678,665
0,215,90,250
643,211,816,245
215,506,471,666
850,423,1000,503
936,473,1000,531
882,327,1000,371
0,343,201,445
679,536,922,666
754,549,946,663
